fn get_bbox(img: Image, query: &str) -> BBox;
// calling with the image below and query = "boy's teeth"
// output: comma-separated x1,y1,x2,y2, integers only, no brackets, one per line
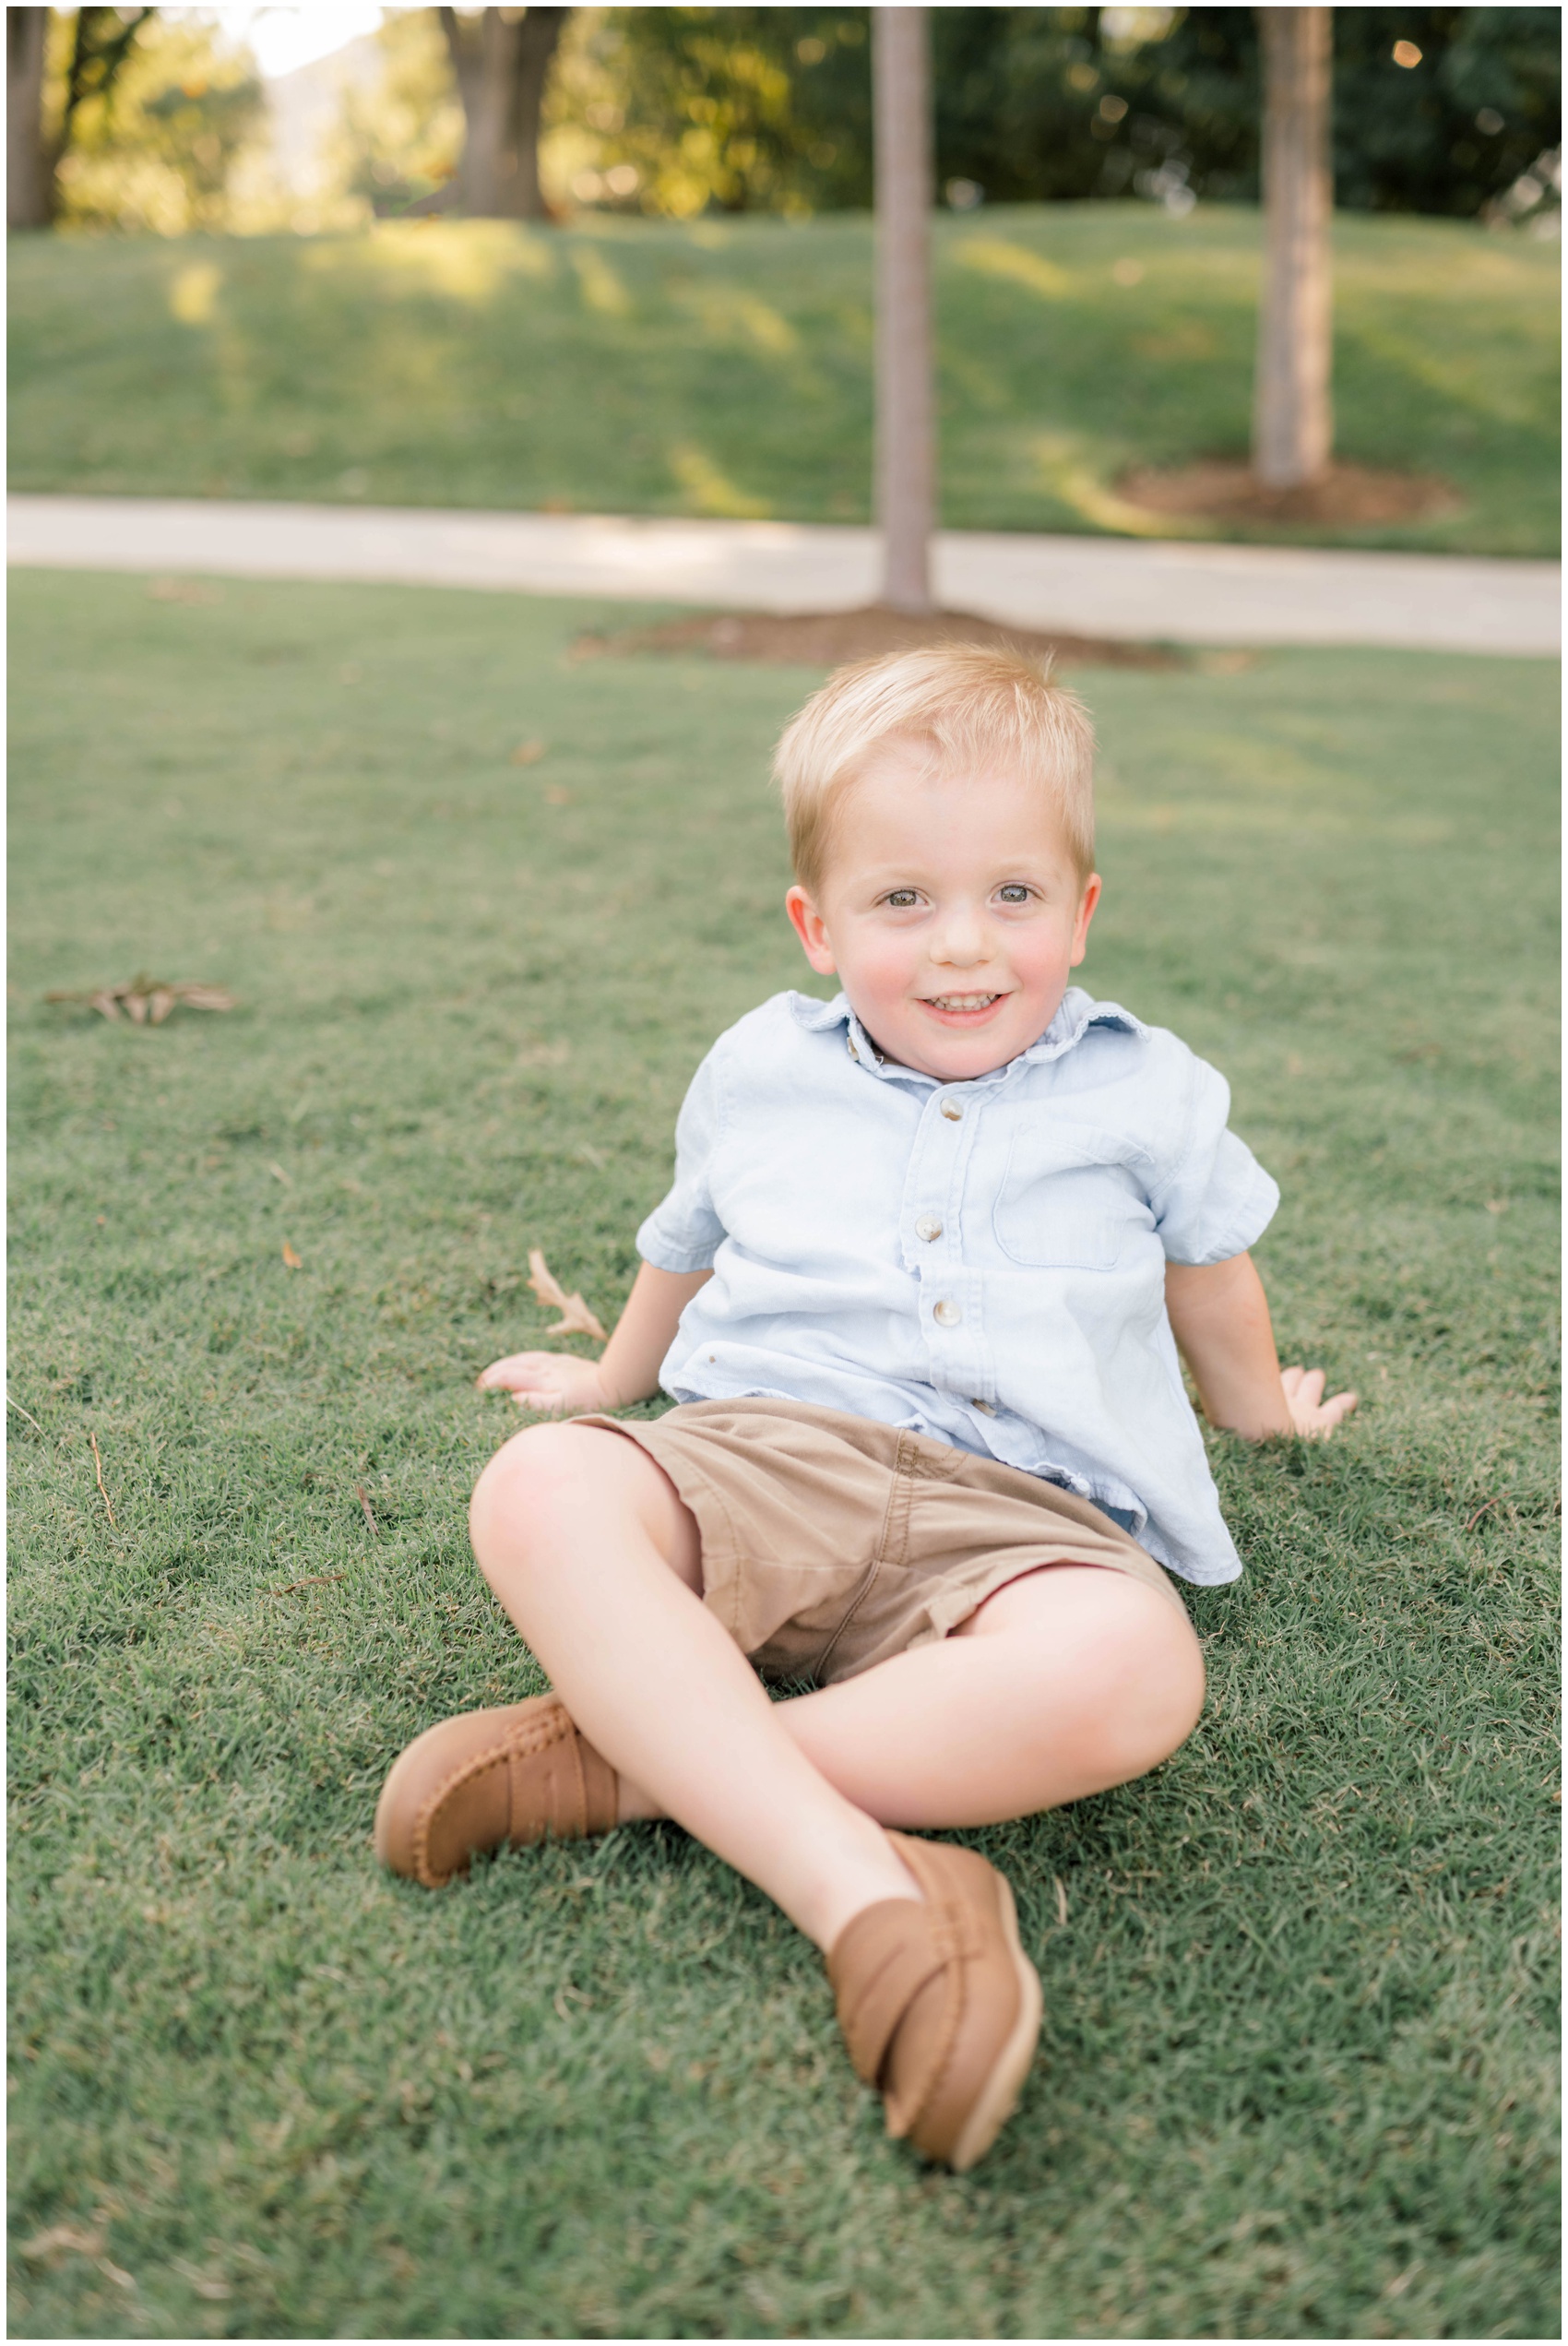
929,993,998,1010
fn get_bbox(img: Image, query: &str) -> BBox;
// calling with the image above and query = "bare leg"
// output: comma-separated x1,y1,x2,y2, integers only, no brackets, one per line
774,1566,1206,1828
468,1422,921,1951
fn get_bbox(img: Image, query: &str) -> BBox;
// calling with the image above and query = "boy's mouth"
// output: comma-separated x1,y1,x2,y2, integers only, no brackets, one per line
921,991,1005,1020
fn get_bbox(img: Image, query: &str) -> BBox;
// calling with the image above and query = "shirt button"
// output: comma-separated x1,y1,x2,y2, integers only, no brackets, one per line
915,1215,943,1243
932,1298,962,1327
940,1101,963,1122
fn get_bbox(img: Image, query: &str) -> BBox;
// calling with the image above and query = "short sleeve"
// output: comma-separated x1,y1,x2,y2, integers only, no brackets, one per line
1153,1059,1279,1266
635,1047,727,1273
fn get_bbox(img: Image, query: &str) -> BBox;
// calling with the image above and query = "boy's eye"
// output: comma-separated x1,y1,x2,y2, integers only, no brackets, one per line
997,884,1032,905
885,889,921,909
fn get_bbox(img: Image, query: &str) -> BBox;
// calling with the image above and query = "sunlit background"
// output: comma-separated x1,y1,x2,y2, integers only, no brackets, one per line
30,5,1564,241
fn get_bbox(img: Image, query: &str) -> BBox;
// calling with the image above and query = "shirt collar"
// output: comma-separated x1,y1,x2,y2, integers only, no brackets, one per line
789,987,1144,1083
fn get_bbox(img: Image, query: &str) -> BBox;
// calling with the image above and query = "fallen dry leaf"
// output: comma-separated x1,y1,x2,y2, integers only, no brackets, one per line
46,976,237,1025
527,1247,608,1342
19,2223,105,2264
511,738,547,766
281,1241,303,1269
268,1161,292,1186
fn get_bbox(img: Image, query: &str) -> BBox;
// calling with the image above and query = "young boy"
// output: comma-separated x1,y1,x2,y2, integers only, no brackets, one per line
374,644,1356,2173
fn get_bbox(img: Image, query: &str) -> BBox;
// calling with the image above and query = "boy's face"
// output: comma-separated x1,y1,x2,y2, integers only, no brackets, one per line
785,740,1101,1083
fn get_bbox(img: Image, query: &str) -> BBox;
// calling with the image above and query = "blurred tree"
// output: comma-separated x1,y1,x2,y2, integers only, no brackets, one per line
544,6,1557,222
549,7,871,216
51,14,262,232
1253,7,1333,490
440,6,570,216
7,11,52,228
930,8,1559,220
1330,8,1562,217
332,9,464,219
6,6,156,228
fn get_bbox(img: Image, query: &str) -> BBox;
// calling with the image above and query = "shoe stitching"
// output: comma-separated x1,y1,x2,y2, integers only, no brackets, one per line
410,1703,574,1884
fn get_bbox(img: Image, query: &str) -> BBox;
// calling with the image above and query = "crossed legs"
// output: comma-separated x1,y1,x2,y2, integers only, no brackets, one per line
468,1422,1205,1952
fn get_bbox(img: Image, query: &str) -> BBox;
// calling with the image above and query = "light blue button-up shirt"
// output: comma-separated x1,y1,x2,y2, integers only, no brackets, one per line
636,987,1279,1585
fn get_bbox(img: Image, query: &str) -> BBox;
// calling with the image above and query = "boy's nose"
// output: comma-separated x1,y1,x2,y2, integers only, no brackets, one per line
932,910,990,967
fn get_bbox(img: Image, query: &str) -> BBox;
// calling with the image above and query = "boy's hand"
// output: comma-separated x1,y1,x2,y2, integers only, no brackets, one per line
1280,1364,1359,1439
476,1352,612,1415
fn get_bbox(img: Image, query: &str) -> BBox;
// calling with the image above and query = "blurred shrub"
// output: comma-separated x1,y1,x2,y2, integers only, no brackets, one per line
51,13,264,233
542,3,1560,223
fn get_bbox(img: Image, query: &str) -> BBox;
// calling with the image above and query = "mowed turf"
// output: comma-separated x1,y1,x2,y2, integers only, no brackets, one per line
8,571,1559,2340
7,201,1560,555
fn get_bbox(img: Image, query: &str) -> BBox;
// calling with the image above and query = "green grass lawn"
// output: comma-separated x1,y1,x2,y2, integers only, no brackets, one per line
7,202,1560,556
8,571,1559,2340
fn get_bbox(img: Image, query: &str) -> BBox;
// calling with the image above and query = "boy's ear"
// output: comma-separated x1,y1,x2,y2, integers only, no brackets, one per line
1069,872,1102,967
785,886,837,976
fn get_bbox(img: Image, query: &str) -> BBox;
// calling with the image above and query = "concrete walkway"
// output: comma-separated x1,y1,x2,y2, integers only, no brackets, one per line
8,493,1559,656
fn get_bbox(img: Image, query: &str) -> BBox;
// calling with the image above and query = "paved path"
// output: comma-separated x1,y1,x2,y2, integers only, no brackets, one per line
8,494,1559,655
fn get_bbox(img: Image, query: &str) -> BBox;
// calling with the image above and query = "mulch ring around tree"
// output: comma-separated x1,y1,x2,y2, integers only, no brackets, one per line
570,606,1184,670
1115,458,1463,529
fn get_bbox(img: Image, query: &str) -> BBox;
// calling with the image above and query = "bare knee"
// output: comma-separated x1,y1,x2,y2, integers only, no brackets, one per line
469,1421,604,1588
1095,1594,1206,1780
994,1570,1204,1788
469,1421,700,1597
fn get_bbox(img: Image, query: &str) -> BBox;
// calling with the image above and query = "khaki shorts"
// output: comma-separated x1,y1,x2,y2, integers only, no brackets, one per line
578,1399,1186,1686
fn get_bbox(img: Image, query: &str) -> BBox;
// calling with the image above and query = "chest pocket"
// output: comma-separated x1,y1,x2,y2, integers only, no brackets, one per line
991,1118,1153,1270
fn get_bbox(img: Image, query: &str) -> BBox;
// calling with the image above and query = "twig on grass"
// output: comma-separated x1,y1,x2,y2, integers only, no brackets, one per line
1465,1496,1500,1532
355,1484,379,1537
89,1431,117,1528
266,1573,347,1596
6,1388,44,1435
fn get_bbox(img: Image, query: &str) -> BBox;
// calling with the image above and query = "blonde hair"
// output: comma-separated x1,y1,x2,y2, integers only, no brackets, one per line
772,641,1097,895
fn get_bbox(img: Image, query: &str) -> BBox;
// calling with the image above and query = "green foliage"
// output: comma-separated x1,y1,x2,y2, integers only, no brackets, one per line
930,6,1562,220
7,573,1558,2337
544,6,1559,222
8,205,1560,554
50,12,264,234
330,7,465,220
548,6,872,218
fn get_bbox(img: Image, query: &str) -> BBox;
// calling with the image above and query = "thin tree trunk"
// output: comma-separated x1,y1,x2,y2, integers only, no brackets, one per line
7,8,51,229
505,6,566,220
873,6,934,613
1253,6,1334,489
441,6,567,221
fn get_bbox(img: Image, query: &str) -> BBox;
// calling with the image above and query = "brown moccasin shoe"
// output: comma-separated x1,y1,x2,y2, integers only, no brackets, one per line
374,1696,618,1888
826,1830,1042,2172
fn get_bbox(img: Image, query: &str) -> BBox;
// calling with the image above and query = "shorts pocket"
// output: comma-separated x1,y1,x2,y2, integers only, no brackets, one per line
991,1118,1152,1270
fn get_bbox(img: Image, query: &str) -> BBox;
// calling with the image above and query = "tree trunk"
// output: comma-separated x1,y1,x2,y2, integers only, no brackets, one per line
440,6,568,220
1253,6,1334,489
873,6,934,614
7,8,51,229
